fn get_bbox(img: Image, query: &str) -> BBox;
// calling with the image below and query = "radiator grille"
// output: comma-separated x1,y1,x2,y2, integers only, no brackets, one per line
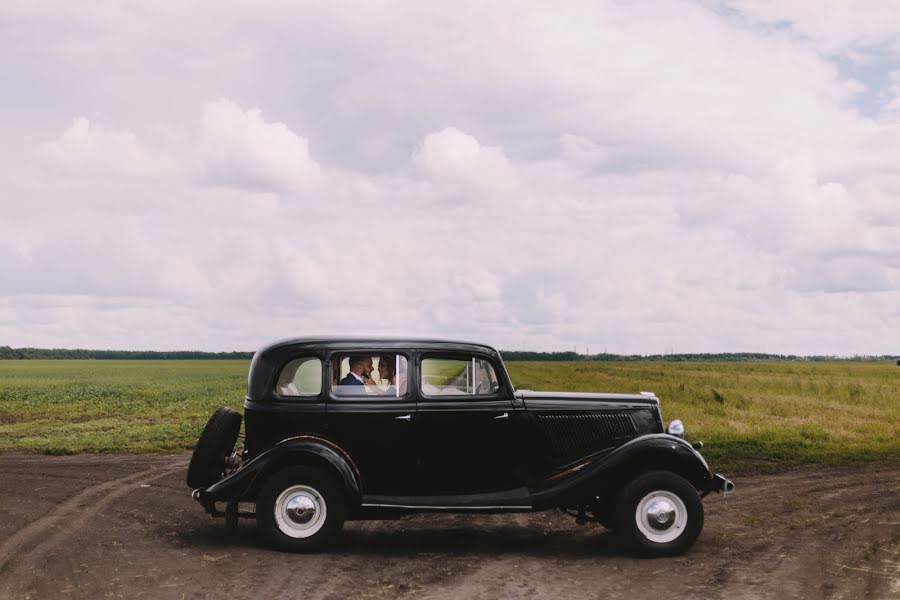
537,412,637,456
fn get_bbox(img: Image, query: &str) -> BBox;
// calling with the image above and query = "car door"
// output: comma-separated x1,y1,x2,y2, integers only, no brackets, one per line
244,354,329,456
325,352,419,496
414,353,525,496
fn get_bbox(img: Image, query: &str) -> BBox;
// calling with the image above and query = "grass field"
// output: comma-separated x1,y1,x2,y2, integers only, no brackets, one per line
0,359,898,474
507,361,900,472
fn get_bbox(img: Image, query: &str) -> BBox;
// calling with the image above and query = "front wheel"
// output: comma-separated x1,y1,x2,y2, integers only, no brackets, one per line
256,466,346,552
614,470,704,557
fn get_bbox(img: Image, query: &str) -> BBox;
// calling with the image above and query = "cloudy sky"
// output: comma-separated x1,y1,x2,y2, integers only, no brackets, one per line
2,1,899,355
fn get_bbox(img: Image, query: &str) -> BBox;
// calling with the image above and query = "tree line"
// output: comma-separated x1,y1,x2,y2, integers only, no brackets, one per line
0,346,896,362
0,346,254,360
500,351,899,362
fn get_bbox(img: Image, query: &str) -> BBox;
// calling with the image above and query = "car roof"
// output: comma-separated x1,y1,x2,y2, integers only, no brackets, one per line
246,337,506,401
256,336,500,354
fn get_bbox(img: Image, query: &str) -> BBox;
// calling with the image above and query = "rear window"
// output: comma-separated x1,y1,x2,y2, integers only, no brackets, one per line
275,357,322,396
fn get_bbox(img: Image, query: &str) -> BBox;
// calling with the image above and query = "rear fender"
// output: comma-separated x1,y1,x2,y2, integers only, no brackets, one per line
530,434,712,508
202,435,361,504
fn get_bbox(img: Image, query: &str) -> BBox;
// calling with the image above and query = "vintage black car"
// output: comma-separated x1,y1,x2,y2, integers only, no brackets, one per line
187,337,734,556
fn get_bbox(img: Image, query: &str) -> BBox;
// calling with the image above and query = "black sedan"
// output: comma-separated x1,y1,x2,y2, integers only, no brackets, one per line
187,337,733,556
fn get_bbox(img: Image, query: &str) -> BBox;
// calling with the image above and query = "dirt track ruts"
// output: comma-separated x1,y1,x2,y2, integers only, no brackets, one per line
0,454,898,599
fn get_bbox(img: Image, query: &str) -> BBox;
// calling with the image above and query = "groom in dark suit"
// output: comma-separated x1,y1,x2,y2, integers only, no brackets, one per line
339,355,369,387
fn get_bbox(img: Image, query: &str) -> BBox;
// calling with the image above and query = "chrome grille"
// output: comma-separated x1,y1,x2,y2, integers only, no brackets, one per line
537,412,637,455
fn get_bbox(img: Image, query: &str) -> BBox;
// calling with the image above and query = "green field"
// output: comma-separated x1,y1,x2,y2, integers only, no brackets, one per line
0,359,898,474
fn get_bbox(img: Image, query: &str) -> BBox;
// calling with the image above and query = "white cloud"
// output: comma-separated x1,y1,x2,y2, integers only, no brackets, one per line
412,127,512,189
38,118,175,177
3,1,900,355
198,99,320,193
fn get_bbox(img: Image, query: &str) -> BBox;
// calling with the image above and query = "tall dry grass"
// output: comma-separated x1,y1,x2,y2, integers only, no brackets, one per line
0,359,897,473
508,360,900,471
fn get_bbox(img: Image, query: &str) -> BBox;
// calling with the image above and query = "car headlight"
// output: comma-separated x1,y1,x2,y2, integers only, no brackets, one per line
667,419,685,438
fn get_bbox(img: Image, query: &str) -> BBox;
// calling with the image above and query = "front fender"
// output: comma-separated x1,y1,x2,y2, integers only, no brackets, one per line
201,435,361,503
530,434,713,508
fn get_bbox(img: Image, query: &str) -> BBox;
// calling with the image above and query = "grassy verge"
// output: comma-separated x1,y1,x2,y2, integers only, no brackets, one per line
0,360,247,454
0,359,898,474
507,360,900,473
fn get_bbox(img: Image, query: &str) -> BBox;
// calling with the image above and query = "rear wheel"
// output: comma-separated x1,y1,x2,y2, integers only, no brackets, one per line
256,466,346,552
186,406,242,489
614,470,703,556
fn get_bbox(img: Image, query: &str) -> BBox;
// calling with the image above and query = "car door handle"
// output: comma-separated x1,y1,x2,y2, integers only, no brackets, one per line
395,414,412,421
494,412,509,420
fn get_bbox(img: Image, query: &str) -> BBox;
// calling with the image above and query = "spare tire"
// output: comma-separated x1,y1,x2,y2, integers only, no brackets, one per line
186,406,242,489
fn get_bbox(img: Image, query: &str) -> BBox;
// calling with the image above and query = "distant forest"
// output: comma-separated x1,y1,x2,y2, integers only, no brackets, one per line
499,351,900,362
0,347,254,360
1,346,896,362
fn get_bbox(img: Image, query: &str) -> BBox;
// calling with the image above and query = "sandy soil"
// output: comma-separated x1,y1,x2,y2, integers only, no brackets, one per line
0,454,898,600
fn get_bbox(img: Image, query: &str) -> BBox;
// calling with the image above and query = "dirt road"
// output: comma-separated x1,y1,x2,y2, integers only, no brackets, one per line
0,454,898,599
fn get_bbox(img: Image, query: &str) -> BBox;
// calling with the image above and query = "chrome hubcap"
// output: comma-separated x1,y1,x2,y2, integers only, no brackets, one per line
274,485,327,538
646,499,676,530
635,491,687,543
285,494,317,525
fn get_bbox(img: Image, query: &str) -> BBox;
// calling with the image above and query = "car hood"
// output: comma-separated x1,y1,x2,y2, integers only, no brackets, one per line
515,389,659,407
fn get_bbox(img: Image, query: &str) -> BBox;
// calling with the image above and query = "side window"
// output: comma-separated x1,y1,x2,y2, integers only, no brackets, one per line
420,357,501,397
275,357,322,397
332,353,409,398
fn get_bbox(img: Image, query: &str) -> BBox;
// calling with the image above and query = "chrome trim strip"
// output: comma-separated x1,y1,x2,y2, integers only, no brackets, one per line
523,400,656,410
361,503,532,510
545,459,593,481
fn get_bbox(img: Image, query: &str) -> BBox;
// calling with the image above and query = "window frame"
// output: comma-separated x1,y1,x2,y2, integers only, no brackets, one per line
418,352,504,401
326,350,412,401
272,355,325,400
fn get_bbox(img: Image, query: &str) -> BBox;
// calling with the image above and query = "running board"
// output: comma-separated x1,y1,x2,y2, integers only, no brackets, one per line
362,488,532,511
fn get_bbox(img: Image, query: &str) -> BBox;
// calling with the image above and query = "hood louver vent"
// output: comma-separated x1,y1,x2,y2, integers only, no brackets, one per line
537,412,637,456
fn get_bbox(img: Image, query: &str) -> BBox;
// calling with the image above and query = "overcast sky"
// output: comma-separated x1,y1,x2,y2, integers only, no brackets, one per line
2,1,900,355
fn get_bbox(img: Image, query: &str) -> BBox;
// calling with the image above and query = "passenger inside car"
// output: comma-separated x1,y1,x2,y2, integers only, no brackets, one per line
333,354,408,396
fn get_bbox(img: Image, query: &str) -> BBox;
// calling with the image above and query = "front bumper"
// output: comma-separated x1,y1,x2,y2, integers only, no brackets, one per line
702,473,735,497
